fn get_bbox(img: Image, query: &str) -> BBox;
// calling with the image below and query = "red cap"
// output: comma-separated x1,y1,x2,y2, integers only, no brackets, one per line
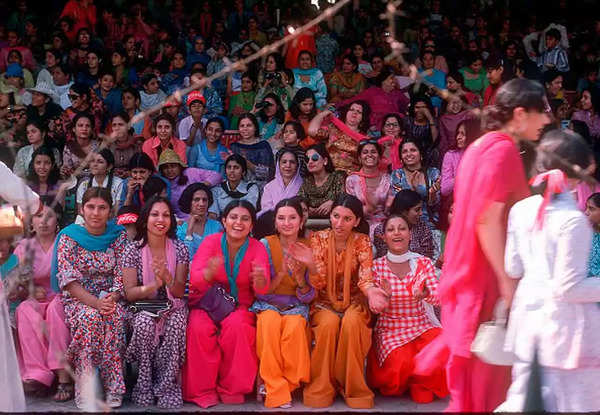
163,97,181,108
186,91,206,107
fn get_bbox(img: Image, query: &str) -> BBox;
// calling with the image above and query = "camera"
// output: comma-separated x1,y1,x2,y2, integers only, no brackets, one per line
264,71,282,81
255,100,274,110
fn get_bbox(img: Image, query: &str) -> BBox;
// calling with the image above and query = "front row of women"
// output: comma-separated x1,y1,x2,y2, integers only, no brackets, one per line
47,186,447,409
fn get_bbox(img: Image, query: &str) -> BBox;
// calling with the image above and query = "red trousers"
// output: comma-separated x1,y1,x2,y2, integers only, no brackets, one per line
182,309,257,408
367,328,448,403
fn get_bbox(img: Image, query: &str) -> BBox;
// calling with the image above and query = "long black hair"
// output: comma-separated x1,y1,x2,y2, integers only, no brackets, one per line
331,193,369,234
257,93,285,124
27,146,61,186
134,195,178,247
289,88,317,120
222,199,257,225
482,78,546,131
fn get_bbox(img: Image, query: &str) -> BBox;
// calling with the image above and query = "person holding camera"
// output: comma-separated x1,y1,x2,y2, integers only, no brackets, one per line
255,53,294,110
254,93,285,151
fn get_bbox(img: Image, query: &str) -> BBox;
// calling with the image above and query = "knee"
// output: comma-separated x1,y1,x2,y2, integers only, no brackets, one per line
341,308,363,328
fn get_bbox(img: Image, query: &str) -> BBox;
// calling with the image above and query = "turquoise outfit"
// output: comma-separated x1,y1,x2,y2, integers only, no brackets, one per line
176,219,223,261
589,232,600,277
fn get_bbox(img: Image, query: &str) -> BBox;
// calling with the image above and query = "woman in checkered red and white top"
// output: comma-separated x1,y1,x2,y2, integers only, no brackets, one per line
366,214,448,403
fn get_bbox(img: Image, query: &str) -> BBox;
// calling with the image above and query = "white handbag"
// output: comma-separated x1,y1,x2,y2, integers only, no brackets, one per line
471,299,515,366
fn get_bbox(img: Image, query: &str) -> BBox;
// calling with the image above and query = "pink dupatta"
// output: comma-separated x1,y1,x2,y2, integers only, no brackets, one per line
141,238,184,310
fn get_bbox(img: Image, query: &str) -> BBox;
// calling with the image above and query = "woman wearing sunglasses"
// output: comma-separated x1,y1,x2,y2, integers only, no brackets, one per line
297,144,346,219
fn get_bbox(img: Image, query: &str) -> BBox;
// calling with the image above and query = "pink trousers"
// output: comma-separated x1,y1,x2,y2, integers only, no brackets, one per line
445,353,511,412
15,296,70,386
182,308,257,408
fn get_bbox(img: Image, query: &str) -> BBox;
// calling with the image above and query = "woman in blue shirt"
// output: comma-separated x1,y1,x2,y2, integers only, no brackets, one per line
186,117,229,174
176,183,223,260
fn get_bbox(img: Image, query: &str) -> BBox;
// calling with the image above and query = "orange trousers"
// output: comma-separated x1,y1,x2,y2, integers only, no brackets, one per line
367,328,448,403
256,310,310,408
303,305,374,409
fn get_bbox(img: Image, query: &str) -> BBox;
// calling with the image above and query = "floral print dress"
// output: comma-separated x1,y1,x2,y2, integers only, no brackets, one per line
121,239,189,409
56,231,129,407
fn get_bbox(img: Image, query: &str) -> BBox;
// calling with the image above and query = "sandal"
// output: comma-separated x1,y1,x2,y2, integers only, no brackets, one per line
53,382,74,402
23,380,48,396
106,393,123,408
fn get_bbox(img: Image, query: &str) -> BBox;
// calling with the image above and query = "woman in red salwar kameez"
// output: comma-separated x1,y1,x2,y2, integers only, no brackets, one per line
436,79,550,412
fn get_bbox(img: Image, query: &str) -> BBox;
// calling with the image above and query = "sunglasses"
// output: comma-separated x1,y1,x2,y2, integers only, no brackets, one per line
68,94,80,101
309,153,321,162
359,139,378,146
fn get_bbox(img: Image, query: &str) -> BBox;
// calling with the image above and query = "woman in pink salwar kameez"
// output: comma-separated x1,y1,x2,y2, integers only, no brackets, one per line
14,201,72,401
182,200,270,408
435,79,550,412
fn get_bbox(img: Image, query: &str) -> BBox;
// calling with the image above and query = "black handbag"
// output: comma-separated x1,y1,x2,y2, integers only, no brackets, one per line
128,299,172,318
188,283,237,323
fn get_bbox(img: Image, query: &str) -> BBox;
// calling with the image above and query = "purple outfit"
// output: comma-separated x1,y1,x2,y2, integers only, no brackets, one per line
257,158,303,218
164,168,222,220
572,110,600,139
337,86,409,129
121,239,189,409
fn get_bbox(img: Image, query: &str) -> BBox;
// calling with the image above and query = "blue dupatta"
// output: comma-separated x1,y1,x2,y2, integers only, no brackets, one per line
50,222,125,292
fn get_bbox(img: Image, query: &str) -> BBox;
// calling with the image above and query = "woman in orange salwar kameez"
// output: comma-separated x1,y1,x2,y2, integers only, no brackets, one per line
289,194,389,409
182,200,269,408
436,79,550,412
367,214,448,403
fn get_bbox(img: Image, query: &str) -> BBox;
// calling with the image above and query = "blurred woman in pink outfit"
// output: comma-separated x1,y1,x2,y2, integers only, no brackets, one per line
14,200,72,401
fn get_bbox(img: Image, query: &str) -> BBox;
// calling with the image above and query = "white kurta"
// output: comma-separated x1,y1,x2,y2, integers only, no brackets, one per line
498,193,600,412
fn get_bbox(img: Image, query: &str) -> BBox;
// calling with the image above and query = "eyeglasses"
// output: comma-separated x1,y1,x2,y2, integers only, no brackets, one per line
359,139,378,146
384,122,400,128
309,153,321,162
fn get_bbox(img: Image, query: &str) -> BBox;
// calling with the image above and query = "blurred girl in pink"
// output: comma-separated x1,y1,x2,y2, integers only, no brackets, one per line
14,199,72,401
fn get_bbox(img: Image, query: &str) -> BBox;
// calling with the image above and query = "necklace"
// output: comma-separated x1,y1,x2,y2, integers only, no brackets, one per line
387,251,412,263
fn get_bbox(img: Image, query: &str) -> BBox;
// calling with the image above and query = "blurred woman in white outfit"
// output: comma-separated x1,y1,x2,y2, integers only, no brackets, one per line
499,130,600,412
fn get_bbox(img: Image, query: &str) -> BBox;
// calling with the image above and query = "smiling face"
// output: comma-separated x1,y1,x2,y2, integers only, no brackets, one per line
147,201,171,237
383,216,410,254
298,52,312,70
279,152,298,181
275,205,302,237
383,116,401,138
401,142,421,167
342,58,355,73
81,197,110,234
33,154,52,181
330,205,360,240
359,143,380,169
205,121,223,144
403,202,423,225
581,90,593,111
32,205,58,237
547,75,563,96
353,44,364,59
222,206,253,240
447,96,463,114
